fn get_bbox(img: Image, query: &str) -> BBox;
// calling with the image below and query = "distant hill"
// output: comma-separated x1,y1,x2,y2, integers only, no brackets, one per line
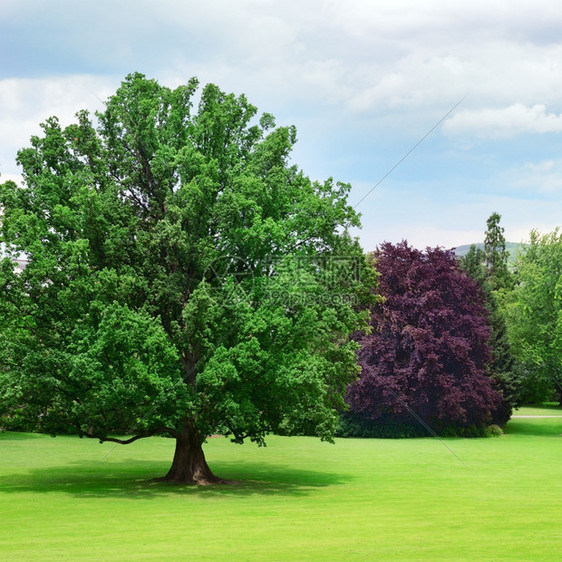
453,242,526,265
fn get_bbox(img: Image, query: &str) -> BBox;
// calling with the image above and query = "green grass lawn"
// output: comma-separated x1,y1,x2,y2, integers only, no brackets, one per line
1,411,561,561
513,403,562,416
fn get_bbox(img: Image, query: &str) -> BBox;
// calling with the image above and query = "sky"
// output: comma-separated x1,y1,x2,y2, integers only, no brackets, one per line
1,0,562,251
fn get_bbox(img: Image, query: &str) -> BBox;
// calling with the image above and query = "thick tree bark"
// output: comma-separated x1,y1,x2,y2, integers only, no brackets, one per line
161,421,224,484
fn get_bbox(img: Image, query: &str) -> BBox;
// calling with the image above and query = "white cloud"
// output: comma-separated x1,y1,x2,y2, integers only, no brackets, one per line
443,104,562,138
318,2,562,119
0,75,117,120
0,173,23,184
0,75,118,175
5,2,562,133
503,159,562,193
2,0,562,252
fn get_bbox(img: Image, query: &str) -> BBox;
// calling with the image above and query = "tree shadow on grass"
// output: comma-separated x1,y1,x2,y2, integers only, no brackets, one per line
505,419,562,437
0,459,351,499
0,431,44,441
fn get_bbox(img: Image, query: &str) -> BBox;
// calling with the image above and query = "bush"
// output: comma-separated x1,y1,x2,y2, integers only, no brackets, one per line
337,413,427,438
486,424,503,437
337,412,504,439
336,413,500,439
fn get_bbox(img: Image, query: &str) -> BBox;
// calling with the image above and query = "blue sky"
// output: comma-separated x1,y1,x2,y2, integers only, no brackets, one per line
1,0,562,251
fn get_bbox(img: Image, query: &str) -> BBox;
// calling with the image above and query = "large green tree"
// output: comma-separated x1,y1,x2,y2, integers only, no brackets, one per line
503,229,562,404
0,73,374,483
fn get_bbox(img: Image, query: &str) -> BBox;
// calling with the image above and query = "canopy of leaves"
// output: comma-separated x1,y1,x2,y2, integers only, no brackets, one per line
502,228,562,402
0,73,375,445
346,241,502,433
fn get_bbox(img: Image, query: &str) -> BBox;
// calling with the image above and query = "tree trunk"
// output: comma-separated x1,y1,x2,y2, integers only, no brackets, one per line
162,421,223,484
554,380,562,407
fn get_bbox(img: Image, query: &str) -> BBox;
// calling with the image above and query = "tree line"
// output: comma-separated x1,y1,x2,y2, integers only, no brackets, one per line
1,74,560,483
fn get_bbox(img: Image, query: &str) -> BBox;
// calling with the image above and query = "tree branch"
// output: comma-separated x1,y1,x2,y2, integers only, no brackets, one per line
82,427,175,444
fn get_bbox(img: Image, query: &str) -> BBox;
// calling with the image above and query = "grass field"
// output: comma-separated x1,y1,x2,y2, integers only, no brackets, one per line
1,406,561,561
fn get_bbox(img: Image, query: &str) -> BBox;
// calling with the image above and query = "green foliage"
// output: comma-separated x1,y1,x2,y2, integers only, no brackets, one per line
337,413,501,439
460,244,487,286
486,423,504,437
0,73,374,459
459,213,522,420
455,242,524,266
337,413,430,438
484,212,513,291
502,228,562,402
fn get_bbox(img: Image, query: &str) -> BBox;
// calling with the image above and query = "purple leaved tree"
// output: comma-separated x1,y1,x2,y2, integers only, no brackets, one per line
346,241,503,435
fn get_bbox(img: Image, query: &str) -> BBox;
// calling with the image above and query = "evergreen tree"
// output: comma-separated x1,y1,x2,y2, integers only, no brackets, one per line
460,213,521,421
484,212,512,290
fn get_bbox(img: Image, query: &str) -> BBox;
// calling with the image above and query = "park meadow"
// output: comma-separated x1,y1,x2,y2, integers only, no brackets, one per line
1,405,561,561
2,73,562,561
